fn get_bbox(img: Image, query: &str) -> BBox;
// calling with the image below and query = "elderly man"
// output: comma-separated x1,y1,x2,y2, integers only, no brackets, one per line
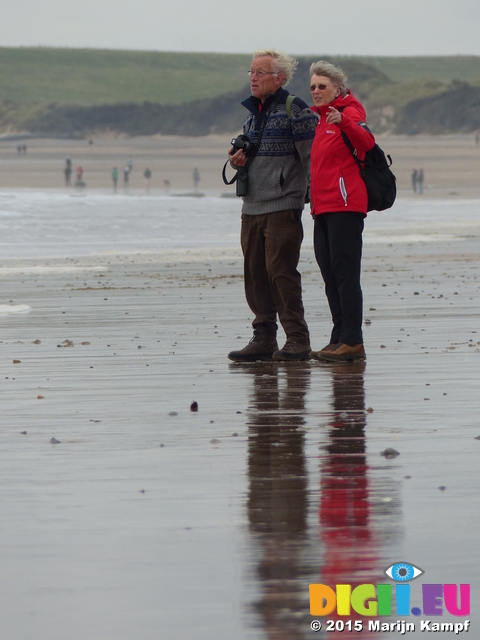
227,49,318,362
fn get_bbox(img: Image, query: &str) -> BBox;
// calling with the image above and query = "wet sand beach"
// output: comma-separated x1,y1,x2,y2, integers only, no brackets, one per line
0,138,479,639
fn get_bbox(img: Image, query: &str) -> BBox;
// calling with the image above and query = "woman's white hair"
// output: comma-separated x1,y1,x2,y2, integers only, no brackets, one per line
309,60,348,96
253,49,298,87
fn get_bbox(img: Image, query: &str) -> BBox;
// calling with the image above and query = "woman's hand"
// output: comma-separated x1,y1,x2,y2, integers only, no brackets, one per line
325,106,342,125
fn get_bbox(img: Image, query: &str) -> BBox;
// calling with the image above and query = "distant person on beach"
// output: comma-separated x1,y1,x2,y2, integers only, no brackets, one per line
227,49,317,362
308,60,375,363
417,168,424,194
193,167,200,190
75,166,86,189
112,167,118,193
127,157,134,174
123,166,130,191
164,179,171,193
144,168,152,193
65,156,72,186
411,168,418,193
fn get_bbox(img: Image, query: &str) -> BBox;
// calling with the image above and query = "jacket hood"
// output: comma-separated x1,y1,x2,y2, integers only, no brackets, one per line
311,90,366,119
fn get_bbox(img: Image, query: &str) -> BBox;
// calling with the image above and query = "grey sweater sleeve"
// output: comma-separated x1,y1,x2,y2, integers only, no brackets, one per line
290,101,319,194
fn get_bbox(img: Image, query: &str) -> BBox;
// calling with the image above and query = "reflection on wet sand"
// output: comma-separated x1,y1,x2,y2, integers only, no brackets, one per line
231,361,401,639
238,362,312,639
320,362,373,582
317,362,378,637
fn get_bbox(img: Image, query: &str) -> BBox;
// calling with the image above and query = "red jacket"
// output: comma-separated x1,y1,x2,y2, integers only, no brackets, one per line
310,91,375,215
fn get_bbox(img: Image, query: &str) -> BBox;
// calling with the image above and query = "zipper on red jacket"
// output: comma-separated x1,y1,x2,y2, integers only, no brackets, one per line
339,172,348,206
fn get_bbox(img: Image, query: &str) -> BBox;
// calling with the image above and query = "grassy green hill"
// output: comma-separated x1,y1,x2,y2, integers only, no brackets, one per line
352,55,480,83
2,48,480,107
1,47,480,136
0,47,251,105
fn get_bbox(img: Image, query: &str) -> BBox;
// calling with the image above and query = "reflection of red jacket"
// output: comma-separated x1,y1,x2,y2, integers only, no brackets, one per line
310,91,375,215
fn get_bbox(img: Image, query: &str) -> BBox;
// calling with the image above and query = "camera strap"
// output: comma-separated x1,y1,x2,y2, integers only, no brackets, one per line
250,92,283,154
222,160,239,185
222,91,283,186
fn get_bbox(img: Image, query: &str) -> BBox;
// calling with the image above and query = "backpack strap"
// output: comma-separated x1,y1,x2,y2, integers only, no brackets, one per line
337,106,366,176
285,94,301,162
340,131,365,177
286,94,295,120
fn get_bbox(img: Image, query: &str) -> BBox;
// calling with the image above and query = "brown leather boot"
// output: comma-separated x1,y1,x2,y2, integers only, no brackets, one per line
272,341,311,361
228,330,278,362
319,343,366,362
310,343,338,360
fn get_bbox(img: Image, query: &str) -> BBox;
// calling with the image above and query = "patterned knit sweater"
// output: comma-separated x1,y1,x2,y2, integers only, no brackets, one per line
240,88,318,215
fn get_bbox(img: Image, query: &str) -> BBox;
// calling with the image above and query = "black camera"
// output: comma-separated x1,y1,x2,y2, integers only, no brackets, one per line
222,134,256,197
231,134,255,157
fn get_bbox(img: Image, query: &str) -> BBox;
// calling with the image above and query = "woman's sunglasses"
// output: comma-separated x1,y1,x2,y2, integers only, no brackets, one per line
309,83,329,92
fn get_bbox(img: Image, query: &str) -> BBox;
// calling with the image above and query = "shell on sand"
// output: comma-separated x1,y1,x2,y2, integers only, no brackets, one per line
0,304,31,314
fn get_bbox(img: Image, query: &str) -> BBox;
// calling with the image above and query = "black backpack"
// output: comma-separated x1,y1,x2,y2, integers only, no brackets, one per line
340,129,397,212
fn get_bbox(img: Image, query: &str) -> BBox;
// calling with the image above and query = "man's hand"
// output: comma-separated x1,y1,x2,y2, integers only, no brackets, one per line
229,147,248,167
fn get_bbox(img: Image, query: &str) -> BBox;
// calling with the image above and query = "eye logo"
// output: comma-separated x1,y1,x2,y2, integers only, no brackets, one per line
384,562,424,582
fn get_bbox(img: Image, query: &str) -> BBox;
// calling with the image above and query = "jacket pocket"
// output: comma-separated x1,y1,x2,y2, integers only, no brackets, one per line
244,164,283,202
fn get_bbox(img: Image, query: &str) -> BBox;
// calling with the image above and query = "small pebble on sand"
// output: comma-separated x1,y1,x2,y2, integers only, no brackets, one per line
381,448,400,458
57,340,74,348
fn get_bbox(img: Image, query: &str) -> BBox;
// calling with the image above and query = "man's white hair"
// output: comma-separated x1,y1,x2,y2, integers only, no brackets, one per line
253,49,298,87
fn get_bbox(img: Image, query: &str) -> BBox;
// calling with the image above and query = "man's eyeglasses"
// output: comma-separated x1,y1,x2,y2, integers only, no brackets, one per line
248,69,278,78
310,83,329,92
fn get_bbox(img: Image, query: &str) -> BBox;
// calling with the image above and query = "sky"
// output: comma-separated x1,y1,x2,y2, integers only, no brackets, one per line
1,0,480,57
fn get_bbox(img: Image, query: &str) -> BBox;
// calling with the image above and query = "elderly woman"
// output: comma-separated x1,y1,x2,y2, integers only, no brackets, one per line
308,61,375,362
